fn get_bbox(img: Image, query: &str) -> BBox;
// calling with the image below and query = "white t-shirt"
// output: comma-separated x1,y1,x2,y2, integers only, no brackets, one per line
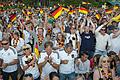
75,59,90,74
38,51,60,79
0,46,18,72
109,33,120,54
23,30,30,44
11,38,24,55
59,49,78,74
95,32,111,51
21,53,40,79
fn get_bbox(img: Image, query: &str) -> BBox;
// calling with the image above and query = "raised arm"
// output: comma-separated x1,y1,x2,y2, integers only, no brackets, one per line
80,17,86,34
95,22,108,32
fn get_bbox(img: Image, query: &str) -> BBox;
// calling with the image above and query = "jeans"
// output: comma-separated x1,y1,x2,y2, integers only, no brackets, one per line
60,72,75,80
94,49,107,56
3,70,18,80
34,76,40,80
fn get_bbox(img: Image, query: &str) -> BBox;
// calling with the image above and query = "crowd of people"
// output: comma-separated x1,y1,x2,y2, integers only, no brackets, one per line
0,1,120,80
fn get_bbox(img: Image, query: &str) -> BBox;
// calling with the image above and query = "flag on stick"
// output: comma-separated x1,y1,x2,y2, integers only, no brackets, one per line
79,8,89,14
34,42,40,58
10,14,16,22
51,6,63,19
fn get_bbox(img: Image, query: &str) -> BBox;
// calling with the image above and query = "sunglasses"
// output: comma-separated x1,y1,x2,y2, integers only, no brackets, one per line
102,60,110,63
24,73,33,77
2,43,8,45
23,48,29,51
101,29,105,31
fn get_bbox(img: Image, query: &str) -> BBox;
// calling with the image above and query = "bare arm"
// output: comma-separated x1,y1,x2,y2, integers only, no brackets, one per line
95,22,108,32
80,18,86,34
38,56,48,68
7,59,18,66
50,62,59,70
90,18,96,33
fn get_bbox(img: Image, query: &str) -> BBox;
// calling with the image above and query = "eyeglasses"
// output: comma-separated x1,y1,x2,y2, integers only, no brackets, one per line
2,43,8,45
102,60,110,63
23,48,29,51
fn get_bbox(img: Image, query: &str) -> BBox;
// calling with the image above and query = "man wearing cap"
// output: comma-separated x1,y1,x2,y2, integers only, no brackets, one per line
38,41,60,80
109,27,120,55
58,43,78,80
0,34,18,80
21,44,40,80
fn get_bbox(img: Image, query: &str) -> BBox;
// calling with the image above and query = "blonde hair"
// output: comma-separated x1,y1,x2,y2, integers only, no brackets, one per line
99,55,109,67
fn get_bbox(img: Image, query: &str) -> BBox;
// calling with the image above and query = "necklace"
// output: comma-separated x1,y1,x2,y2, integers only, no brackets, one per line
13,38,19,48
101,69,112,80
57,39,64,48
37,34,44,45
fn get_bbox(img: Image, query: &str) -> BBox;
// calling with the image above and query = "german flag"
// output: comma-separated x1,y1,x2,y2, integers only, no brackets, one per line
68,10,75,14
79,8,89,14
113,5,119,10
10,14,16,22
40,8,43,14
112,14,120,22
62,7,69,12
34,42,40,58
27,11,32,15
82,1,90,5
51,6,63,19
96,14,101,20
105,9,113,14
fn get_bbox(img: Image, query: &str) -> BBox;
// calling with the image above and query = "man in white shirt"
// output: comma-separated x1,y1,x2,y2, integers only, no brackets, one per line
75,51,90,79
0,35,18,80
95,22,111,55
109,27,120,55
59,43,78,80
38,41,60,80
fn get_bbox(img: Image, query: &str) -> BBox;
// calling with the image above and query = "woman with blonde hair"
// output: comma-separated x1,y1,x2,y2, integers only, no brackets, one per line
93,55,115,80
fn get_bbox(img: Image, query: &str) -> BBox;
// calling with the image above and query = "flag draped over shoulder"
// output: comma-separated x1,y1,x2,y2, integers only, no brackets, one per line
34,42,40,58
51,6,63,19
79,8,89,14
10,14,16,22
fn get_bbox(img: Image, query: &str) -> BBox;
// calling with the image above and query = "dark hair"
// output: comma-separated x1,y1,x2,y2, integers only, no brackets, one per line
13,30,20,36
44,41,53,48
94,54,101,66
2,34,10,42
81,51,89,56
49,72,59,80
46,33,51,37
65,42,73,49
107,51,116,57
